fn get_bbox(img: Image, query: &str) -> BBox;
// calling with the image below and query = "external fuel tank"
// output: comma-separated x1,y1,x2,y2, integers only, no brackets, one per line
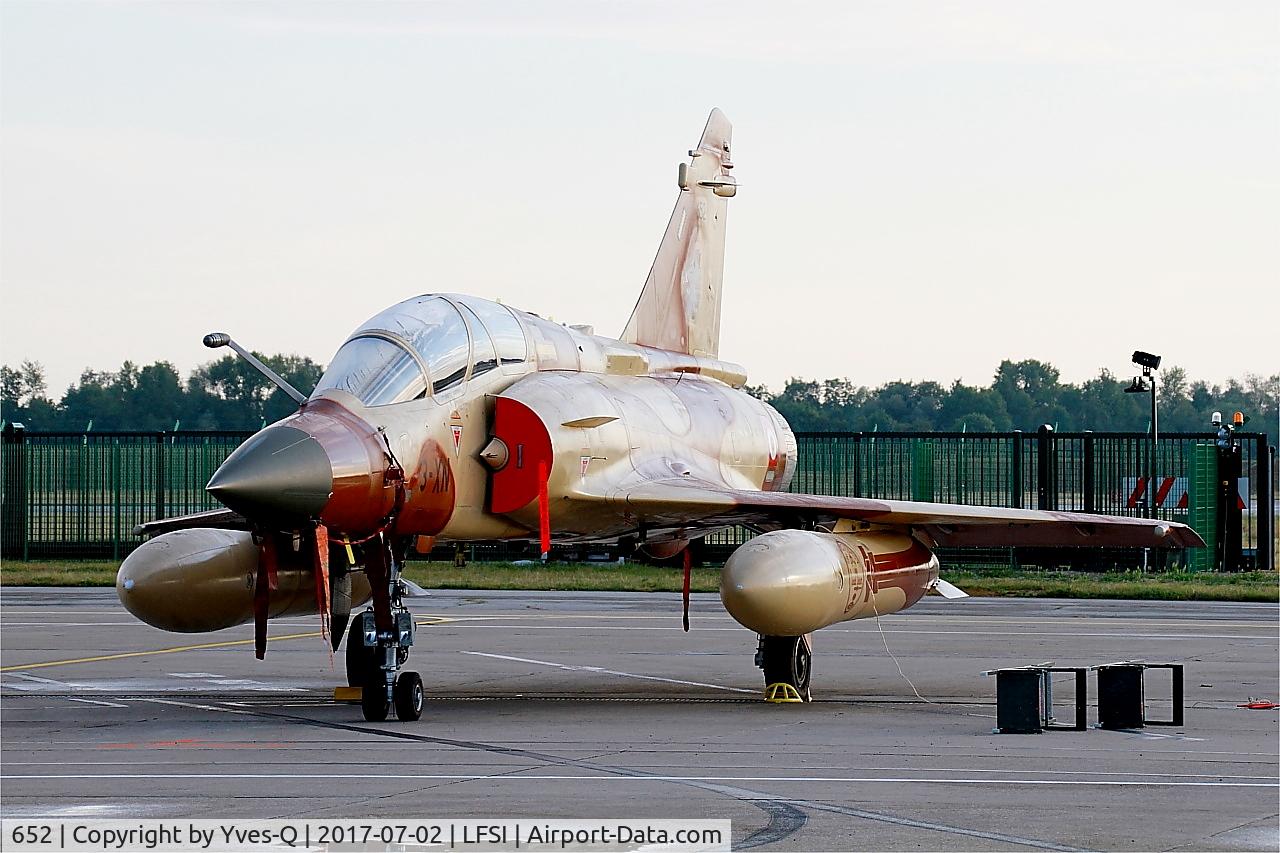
117,528,370,633
720,527,938,636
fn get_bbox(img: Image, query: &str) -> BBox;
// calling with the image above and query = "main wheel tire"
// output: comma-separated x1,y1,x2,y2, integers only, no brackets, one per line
345,617,377,687
394,671,425,722
361,683,390,722
760,635,812,700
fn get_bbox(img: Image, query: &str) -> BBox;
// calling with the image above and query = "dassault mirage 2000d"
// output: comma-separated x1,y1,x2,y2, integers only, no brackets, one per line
118,109,1203,721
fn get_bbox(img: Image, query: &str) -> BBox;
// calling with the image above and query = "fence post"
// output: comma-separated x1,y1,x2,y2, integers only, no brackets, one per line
155,431,166,522
111,438,121,562
1083,431,1095,513
911,441,935,501
2,423,27,560
1010,430,1023,509
1037,424,1056,511
1258,435,1274,571
851,433,862,498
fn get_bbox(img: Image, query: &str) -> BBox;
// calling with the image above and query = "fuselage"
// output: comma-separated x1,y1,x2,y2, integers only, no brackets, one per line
211,293,798,548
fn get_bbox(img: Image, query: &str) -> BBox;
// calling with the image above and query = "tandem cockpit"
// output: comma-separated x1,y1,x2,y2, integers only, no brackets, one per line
312,295,529,406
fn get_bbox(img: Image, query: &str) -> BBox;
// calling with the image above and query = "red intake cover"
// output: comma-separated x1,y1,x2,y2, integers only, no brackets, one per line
489,396,554,515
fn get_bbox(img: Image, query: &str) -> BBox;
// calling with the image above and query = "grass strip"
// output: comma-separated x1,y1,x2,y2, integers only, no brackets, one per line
1,561,120,587
943,569,1279,602
403,561,722,593
1,560,1275,602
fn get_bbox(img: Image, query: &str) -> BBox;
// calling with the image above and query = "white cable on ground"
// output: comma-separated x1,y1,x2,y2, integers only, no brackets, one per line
870,590,937,705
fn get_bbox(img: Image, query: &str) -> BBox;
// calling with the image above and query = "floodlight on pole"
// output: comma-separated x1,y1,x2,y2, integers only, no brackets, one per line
1132,351,1162,371
1128,351,1162,526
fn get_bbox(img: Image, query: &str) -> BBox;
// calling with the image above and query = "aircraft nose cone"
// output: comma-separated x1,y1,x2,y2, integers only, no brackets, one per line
207,425,333,521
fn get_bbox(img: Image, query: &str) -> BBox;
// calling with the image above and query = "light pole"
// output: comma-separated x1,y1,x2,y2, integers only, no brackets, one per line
1124,351,1162,519
1125,351,1161,572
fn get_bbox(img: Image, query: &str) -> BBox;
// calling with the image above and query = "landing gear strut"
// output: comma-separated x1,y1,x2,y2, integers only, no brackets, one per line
350,536,422,722
756,634,812,702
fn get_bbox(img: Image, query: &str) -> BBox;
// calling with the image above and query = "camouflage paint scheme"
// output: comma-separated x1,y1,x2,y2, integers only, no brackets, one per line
118,109,1201,658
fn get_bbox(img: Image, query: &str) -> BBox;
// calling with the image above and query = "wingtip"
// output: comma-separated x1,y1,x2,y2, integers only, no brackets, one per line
1159,520,1207,549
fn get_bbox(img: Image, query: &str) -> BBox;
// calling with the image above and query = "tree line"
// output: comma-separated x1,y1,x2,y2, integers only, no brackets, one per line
1,355,1275,434
1,356,323,431
749,359,1276,434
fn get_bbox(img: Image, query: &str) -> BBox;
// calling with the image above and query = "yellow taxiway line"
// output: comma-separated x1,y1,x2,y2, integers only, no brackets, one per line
0,617,453,673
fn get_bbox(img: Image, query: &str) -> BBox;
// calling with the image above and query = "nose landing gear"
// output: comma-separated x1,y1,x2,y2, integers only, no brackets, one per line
351,605,420,722
348,536,423,722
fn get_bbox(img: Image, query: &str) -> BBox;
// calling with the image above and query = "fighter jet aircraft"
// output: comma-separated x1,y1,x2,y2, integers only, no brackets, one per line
118,109,1202,721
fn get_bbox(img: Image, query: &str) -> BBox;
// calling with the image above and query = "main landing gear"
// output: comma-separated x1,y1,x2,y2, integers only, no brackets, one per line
345,538,423,722
756,634,812,702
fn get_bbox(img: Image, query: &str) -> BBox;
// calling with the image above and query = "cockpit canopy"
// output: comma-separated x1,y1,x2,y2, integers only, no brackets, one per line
313,295,527,406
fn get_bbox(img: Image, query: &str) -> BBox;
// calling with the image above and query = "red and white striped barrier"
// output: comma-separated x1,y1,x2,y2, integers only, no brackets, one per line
1124,477,1248,510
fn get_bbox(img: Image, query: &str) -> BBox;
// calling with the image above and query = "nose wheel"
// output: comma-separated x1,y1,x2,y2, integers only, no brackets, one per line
359,670,423,722
757,634,812,702
345,618,377,687
350,536,422,722
394,671,425,721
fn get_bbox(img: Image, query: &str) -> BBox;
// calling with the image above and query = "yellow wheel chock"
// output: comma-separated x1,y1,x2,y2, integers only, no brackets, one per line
333,686,363,703
764,683,804,703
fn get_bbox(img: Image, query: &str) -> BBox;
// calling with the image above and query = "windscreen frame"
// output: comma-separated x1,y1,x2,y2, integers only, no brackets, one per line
311,331,431,407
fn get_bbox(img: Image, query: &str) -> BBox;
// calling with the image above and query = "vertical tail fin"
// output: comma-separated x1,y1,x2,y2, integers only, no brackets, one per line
621,109,735,358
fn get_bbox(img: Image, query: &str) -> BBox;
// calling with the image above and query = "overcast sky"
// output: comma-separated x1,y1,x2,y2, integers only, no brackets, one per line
2,1,1276,397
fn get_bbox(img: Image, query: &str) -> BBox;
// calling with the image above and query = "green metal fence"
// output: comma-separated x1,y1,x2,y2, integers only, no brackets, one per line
2,426,1275,569
704,429,1276,570
2,430,247,560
